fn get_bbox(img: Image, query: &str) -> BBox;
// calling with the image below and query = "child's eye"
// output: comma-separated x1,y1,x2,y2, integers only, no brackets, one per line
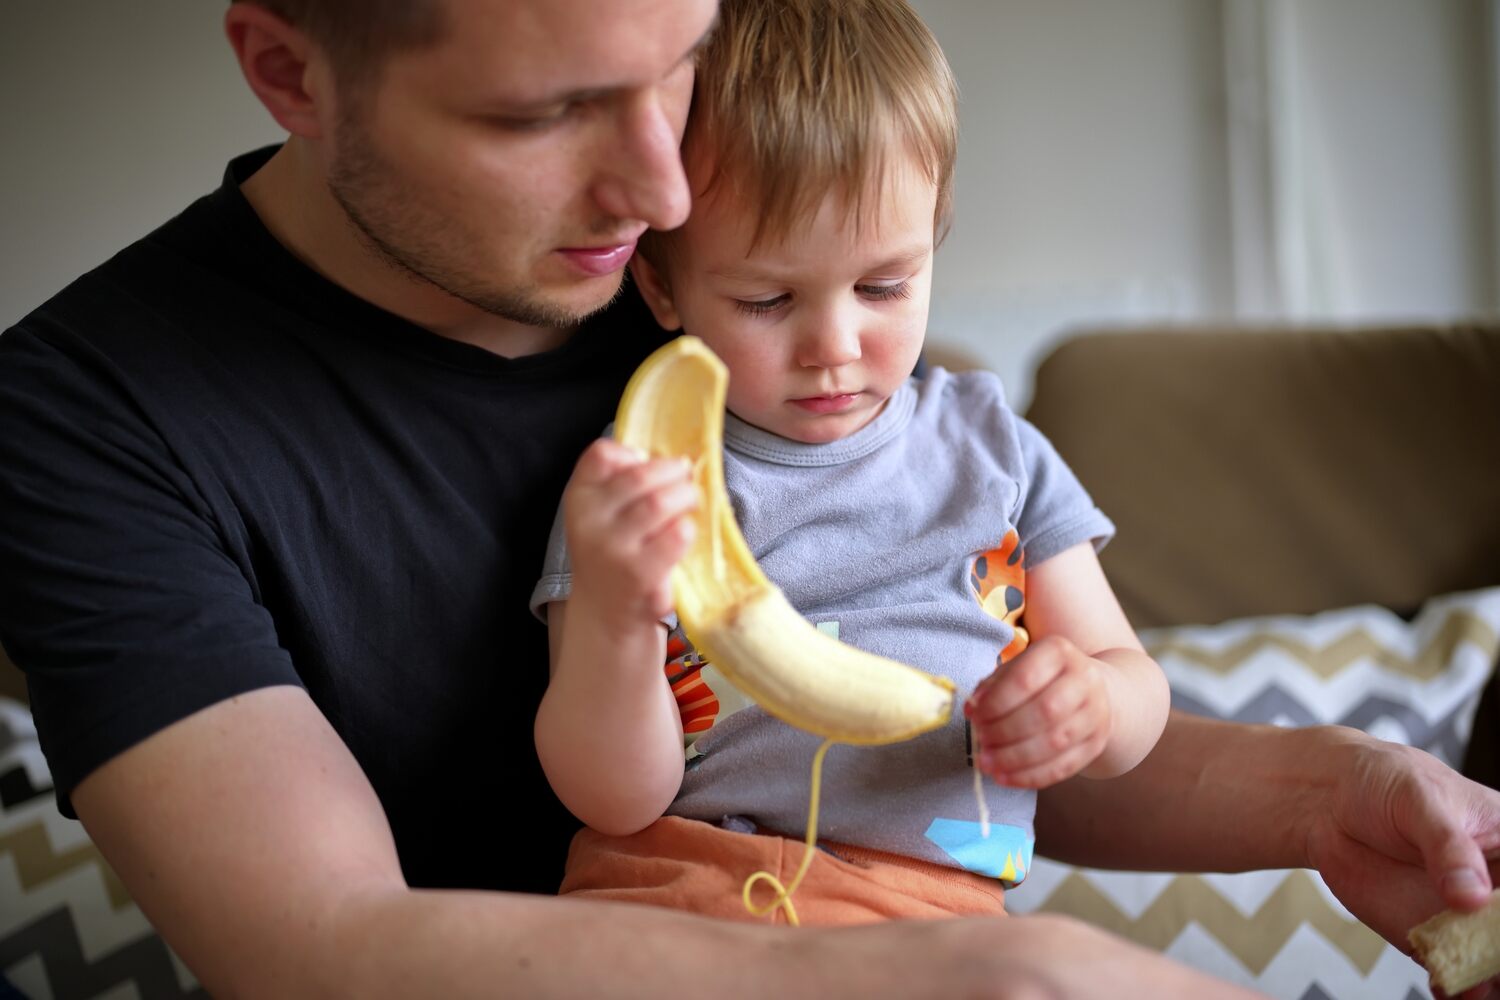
733,294,790,316
858,281,913,302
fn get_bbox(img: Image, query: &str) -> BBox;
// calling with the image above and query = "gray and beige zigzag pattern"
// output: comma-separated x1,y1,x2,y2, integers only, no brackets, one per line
1005,586,1500,1000
0,698,204,1000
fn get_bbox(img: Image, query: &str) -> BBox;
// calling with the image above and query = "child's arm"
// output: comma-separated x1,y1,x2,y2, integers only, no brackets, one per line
534,439,697,836
965,541,1169,788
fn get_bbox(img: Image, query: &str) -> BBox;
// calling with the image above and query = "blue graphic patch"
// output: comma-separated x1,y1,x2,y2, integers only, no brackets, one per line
924,819,1034,885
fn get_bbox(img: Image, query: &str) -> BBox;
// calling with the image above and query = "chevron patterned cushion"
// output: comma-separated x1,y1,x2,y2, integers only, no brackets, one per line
1006,586,1500,1000
4,589,1497,998
0,698,204,999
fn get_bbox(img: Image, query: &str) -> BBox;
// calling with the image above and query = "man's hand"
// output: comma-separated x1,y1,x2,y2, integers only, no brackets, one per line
563,438,697,628
964,635,1113,788
1302,732,1500,999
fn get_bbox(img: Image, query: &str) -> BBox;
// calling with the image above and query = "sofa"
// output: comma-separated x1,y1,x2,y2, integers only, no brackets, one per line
1000,321,1500,999
3,323,1497,999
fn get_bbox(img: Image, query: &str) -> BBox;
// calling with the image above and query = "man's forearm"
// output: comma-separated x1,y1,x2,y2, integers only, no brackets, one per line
324,889,1262,1000
1035,709,1345,872
326,888,784,1000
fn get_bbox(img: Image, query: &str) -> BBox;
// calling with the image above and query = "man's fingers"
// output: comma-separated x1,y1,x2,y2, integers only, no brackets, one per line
1426,829,1495,910
1407,780,1497,910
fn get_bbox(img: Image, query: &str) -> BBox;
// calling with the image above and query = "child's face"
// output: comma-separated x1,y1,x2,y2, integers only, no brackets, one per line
634,154,936,444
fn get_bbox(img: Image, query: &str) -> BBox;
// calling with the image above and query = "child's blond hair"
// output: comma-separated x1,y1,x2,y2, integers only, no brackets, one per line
641,0,959,265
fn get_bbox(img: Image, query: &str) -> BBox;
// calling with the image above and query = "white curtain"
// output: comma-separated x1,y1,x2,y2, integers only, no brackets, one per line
1221,0,1498,322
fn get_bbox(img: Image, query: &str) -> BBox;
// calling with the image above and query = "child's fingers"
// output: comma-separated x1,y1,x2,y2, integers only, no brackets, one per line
976,695,1105,771
566,454,693,533
983,740,1104,789
569,437,650,487
972,672,1091,747
616,478,699,542
964,646,1066,723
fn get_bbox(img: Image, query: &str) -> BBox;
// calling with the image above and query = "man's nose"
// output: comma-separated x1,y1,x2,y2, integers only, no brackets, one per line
592,89,692,232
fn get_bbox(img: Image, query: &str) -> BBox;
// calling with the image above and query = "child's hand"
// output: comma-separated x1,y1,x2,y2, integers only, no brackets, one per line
964,635,1114,788
562,438,698,629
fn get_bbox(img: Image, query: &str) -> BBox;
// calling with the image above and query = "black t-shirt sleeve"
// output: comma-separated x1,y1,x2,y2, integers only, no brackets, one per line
0,320,301,813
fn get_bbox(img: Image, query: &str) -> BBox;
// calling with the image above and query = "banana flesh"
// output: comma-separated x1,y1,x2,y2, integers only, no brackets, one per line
614,335,955,746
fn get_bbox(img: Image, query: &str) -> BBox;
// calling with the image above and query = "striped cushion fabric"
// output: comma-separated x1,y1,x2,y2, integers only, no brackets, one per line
1006,586,1500,1000
0,698,203,999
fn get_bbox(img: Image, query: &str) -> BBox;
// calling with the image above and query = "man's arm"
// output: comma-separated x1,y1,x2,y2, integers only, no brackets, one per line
75,685,1265,999
1035,711,1500,961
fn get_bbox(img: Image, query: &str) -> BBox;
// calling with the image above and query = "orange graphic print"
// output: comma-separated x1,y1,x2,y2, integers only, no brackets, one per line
970,529,1029,662
664,629,720,736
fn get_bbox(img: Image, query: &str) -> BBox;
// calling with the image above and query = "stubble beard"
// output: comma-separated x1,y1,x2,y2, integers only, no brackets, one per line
326,110,624,330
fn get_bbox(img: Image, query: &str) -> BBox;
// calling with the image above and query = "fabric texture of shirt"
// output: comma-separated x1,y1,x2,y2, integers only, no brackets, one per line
0,146,671,893
531,367,1115,884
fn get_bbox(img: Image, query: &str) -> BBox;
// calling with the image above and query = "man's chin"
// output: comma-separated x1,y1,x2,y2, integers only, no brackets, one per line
467,270,627,329
574,267,631,308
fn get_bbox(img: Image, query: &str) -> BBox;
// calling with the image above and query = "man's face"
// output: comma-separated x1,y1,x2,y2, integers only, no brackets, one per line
323,0,715,328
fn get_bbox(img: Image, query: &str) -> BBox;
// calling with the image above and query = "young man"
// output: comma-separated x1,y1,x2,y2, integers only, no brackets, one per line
0,0,1494,996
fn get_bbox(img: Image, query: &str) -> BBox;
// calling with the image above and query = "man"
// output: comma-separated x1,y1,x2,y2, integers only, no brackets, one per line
0,1,1494,996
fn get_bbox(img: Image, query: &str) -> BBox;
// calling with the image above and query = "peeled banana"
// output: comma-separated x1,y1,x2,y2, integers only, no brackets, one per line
613,335,955,746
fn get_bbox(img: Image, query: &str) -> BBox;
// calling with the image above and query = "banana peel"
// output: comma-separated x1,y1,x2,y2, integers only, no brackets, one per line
614,335,955,746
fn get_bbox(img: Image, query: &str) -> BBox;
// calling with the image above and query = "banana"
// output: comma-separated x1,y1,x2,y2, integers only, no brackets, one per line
614,335,955,746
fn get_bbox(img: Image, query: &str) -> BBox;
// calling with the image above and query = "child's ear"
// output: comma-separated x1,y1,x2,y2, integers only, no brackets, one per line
629,254,683,331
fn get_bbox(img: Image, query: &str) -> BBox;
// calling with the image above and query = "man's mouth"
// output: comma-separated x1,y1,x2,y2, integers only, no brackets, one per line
556,240,639,277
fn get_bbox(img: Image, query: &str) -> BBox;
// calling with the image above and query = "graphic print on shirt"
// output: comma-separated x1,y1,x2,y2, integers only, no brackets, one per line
922,527,1035,887
664,624,756,759
969,528,1029,663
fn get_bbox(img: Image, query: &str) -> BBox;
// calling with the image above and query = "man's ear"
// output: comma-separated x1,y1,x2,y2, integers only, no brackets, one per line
629,253,683,331
223,3,329,138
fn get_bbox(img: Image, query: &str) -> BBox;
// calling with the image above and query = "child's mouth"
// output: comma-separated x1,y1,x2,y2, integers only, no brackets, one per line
790,393,859,414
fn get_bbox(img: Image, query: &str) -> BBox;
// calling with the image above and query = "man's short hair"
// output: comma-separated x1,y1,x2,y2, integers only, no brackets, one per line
644,0,959,265
232,0,447,87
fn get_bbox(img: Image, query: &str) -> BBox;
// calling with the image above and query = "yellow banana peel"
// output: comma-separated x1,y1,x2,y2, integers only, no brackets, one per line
614,335,955,746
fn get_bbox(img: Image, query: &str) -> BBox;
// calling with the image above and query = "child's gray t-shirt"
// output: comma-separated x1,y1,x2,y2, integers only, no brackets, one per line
531,366,1114,885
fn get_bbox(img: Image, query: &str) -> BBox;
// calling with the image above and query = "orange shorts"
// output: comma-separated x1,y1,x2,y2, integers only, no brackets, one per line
559,815,1007,926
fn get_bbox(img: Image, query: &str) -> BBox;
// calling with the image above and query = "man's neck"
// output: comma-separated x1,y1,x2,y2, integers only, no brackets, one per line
238,141,572,359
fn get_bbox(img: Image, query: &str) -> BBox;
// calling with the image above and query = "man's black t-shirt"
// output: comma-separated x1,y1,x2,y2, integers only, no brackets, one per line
0,146,670,892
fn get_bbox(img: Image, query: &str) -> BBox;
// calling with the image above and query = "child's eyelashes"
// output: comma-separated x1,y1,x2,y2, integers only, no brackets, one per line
730,282,912,317
733,294,790,316
859,281,913,302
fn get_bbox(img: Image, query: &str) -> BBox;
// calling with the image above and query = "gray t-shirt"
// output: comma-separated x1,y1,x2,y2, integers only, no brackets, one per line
531,367,1114,885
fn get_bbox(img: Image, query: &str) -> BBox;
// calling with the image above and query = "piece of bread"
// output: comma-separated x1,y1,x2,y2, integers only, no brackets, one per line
1408,889,1500,996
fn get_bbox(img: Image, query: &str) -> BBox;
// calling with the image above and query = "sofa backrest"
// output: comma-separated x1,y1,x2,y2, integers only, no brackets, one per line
1025,323,1500,629
1025,323,1500,788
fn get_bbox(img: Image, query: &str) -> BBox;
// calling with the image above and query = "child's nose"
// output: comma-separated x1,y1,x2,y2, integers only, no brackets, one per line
797,320,862,369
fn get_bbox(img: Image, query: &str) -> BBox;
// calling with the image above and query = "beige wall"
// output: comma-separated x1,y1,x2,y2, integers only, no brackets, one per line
4,1,1492,401
913,0,1235,398
1,1,282,326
